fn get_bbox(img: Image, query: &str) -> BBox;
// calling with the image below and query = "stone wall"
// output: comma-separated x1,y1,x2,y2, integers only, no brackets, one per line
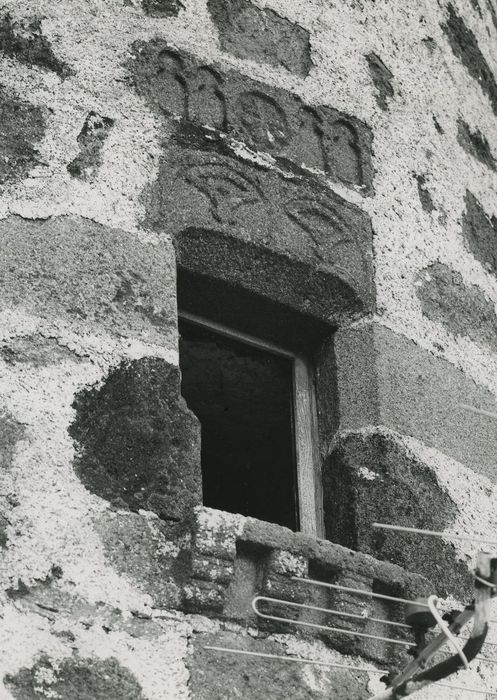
0,0,497,698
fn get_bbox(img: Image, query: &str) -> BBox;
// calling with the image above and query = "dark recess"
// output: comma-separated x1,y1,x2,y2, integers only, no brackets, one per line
179,318,298,530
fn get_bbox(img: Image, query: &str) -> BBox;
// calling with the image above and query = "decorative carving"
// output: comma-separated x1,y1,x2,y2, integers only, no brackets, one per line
184,160,263,224
297,107,327,173
324,119,363,186
235,91,290,151
284,192,351,249
156,49,188,118
189,66,227,131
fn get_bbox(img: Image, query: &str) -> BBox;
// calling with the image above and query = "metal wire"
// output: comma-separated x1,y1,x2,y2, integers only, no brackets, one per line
252,605,415,647
372,522,497,547
252,595,411,630
292,576,431,608
459,403,497,421
204,645,388,673
427,595,469,669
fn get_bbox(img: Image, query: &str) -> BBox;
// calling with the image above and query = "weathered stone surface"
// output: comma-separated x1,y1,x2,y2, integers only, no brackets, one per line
208,0,312,77
323,431,472,597
417,262,497,351
0,88,46,184
457,118,496,170
189,631,370,699
4,655,146,699
145,144,374,323
442,4,497,115
461,190,497,274
415,174,435,212
365,53,394,111
142,0,184,17
0,336,79,366
334,322,497,481
130,40,374,192
67,111,115,180
69,358,201,521
0,215,176,343
0,13,71,76
95,510,183,606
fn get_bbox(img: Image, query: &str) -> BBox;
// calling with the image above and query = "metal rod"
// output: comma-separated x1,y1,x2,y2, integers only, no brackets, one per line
204,646,388,673
372,522,497,547
459,403,497,421
253,600,415,648
427,595,469,669
253,595,411,630
292,576,431,608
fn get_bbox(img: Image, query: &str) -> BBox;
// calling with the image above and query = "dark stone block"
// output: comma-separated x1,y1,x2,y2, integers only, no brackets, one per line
4,655,146,699
0,13,71,77
415,174,435,213
457,118,496,170
0,215,176,344
69,357,201,522
442,4,497,115
365,53,394,111
68,111,115,180
129,40,374,192
0,88,46,184
417,261,497,351
208,0,312,77
0,336,78,366
145,145,374,322
323,431,473,597
334,322,497,482
462,190,497,274
189,631,370,700
142,0,184,17
0,411,25,472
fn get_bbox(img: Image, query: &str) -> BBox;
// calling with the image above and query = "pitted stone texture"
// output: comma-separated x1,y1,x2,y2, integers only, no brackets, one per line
146,145,374,323
95,510,183,607
0,336,79,366
415,174,435,213
68,111,115,181
4,654,146,699
334,322,497,482
0,215,176,345
365,53,394,111
142,0,184,17
70,358,201,521
0,88,46,184
130,40,373,192
189,631,370,700
457,118,496,171
417,262,497,352
442,4,497,115
0,13,71,76
208,0,312,77
323,431,472,597
461,190,497,275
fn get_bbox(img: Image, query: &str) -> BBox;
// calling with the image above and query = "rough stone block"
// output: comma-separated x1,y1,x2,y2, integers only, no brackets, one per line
442,3,497,115
67,111,115,180
365,53,393,111
0,13,71,76
0,215,176,345
417,261,497,352
334,322,497,482
70,358,201,522
208,0,312,77
4,655,146,699
0,88,46,184
130,40,374,192
461,190,497,275
142,0,184,17
457,118,496,170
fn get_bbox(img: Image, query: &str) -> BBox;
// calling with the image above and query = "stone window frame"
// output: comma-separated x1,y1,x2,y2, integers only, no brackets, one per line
179,309,323,538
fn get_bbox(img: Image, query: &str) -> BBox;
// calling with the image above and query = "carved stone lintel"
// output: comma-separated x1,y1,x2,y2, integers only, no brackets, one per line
130,39,374,193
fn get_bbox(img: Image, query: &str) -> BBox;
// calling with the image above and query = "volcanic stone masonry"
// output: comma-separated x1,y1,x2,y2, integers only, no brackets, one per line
0,1,497,699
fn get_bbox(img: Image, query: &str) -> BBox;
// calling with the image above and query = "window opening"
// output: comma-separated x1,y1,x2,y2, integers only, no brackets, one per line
178,311,321,536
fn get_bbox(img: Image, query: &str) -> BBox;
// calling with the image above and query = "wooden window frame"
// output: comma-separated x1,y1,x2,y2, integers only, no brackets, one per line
179,310,324,538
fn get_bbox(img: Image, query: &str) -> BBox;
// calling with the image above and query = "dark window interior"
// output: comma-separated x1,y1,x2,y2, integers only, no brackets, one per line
179,318,298,530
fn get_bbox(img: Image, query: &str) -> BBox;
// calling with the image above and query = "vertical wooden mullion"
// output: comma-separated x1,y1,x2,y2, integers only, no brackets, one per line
293,357,323,539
